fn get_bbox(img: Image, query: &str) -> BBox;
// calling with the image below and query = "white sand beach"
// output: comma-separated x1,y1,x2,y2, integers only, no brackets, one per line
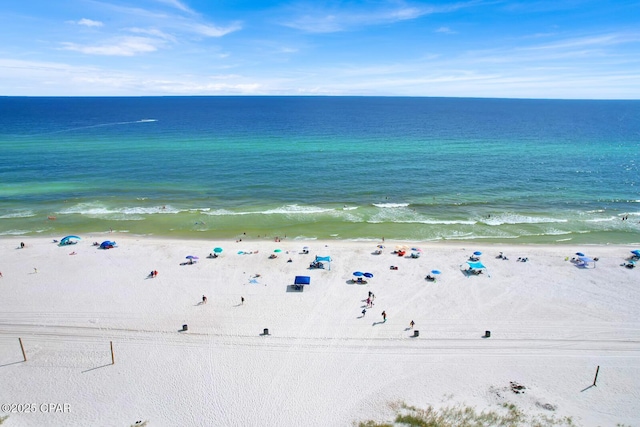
1,236,639,426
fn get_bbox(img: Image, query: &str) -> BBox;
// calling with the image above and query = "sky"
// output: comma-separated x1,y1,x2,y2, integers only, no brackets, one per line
0,0,639,99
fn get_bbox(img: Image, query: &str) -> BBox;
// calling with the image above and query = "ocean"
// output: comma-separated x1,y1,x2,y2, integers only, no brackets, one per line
1,96,639,244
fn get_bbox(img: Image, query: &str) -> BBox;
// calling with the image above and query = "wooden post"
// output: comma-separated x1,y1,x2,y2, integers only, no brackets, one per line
593,365,600,386
19,338,27,362
110,341,115,365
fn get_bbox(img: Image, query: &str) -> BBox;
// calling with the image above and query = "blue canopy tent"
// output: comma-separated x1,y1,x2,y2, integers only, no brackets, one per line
463,260,487,276
467,261,486,270
294,276,311,285
293,275,310,291
315,255,332,270
578,256,596,268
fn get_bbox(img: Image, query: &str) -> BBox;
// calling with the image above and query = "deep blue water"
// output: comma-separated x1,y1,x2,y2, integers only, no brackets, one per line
1,96,639,243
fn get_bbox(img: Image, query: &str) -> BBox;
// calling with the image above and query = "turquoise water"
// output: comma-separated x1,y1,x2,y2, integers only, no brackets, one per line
1,96,639,243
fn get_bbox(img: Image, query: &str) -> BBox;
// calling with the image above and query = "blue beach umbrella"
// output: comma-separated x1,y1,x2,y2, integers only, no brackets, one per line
473,251,482,256
576,252,585,256
431,269,441,275
631,250,640,256
186,255,199,260
99,241,115,249
60,235,81,244
353,271,364,277
274,249,282,253
213,247,223,253
364,272,374,278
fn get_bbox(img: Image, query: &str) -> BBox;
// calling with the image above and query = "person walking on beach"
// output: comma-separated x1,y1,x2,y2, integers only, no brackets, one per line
202,295,207,304
33,267,37,274
410,320,415,329
241,296,245,305
362,308,366,317
381,311,387,322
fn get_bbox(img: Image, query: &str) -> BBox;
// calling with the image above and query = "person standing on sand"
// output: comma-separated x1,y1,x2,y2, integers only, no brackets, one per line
33,267,37,274
382,311,387,322
202,295,207,304
241,296,245,305
410,320,415,329
362,308,366,317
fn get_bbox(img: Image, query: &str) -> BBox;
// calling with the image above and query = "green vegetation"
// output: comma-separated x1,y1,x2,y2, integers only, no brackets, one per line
355,401,577,427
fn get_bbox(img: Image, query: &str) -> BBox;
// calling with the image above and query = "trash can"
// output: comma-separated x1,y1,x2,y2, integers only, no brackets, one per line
413,330,419,337
263,328,269,335
182,324,188,331
485,330,491,338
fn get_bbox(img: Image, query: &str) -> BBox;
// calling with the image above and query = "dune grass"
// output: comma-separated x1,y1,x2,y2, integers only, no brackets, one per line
355,401,577,427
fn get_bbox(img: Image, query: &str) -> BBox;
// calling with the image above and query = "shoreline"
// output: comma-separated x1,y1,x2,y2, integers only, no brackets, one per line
11,230,640,247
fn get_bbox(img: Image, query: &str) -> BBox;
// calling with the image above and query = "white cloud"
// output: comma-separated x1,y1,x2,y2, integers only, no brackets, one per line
67,18,104,27
61,36,163,56
191,22,242,37
523,33,637,51
128,27,177,42
281,1,475,33
155,0,196,14
435,26,456,34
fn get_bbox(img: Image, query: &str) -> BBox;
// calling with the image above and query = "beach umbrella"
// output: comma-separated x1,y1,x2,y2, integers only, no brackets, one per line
353,271,364,277
473,251,482,256
377,245,384,248
213,247,223,253
631,250,640,256
364,272,374,278
186,255,199,260
60,235,81,245
274,249,282,253
575,252,585,256
303,246,309,250
99,241,115,249
431,269,441,275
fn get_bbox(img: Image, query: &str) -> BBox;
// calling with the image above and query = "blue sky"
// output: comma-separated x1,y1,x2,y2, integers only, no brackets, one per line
0,0,638,98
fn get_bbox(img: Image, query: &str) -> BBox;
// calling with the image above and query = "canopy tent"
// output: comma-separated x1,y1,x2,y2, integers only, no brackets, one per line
294,276,311,285
467,261,486,270
292,275,310,291
578,256,596,268
315,255,332,270
463,260,487,277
